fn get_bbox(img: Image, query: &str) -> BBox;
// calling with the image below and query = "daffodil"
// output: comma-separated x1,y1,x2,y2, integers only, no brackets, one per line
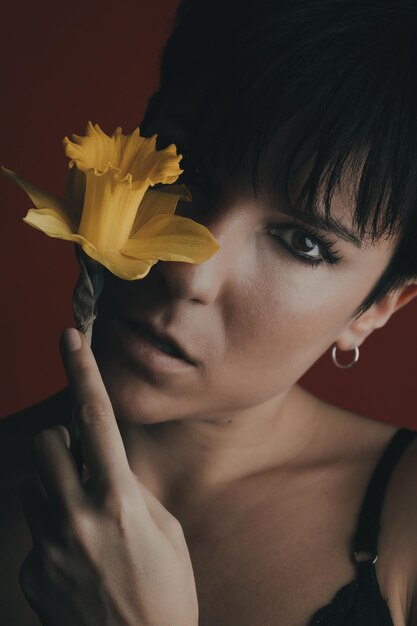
1,121,220,281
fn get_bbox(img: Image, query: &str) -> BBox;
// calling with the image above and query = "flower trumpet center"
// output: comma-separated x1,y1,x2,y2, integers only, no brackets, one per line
77,164,147,249
63,122,187,251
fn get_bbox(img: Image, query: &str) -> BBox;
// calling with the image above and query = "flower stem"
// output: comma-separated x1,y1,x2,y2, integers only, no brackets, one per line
70,244,104,478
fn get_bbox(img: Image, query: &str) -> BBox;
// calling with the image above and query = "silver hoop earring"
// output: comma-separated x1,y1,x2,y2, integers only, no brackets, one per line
331,344,360,369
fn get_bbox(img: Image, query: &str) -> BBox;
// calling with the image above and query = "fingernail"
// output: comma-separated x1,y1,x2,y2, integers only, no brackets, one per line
62,328,82,352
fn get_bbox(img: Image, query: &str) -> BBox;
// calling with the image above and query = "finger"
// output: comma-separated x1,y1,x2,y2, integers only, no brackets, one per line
19,550,42,611
20,476,50,552
59,328,132,492
19,551,53,626
32,426,85,515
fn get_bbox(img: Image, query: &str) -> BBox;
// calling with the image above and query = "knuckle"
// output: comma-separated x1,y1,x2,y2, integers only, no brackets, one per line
166,516,185,538
33,425,70,451
78,399,110,426
100,487,124,512
38,543,61,578
71,358,91,378
32,428,53,452
19,548,53,599
19,552,36,593
19,554,44,615
55,424,71,447
99,487,132,530
158,512,184,541
61,507,95,546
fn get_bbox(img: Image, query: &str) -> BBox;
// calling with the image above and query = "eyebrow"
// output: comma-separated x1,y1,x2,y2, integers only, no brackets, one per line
276,206,363,248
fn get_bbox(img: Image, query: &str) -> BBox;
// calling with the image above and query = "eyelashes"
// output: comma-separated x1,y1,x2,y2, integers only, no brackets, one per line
268,223,343,268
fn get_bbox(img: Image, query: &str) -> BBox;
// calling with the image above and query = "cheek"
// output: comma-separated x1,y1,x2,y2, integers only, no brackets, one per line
219,265,365,393
90,245,390,422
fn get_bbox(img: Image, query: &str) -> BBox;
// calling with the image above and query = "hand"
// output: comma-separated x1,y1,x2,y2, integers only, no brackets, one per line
19,327,199,626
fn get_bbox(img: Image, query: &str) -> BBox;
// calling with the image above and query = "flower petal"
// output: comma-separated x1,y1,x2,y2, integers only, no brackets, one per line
120,213,221,263
62,122,184,187
126,133,184,187
114,127,155,178
63,121,121,174
78,164,148,249
22,206,158,280
63,165,86,228
2,165,64,210
73,236,158,280
145,182,192,202
129,184,192,236
23,207,79,238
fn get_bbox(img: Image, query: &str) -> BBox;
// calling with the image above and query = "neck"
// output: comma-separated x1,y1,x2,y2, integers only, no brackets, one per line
117,384,321,511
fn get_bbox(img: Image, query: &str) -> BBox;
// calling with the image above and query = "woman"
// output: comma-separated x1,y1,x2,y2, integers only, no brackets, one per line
2,0,417,624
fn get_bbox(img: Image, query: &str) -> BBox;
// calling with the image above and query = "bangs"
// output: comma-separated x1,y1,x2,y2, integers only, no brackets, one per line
148,0,417,245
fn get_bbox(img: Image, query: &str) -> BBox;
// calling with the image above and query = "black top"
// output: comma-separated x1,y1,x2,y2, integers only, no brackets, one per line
307,426,417,626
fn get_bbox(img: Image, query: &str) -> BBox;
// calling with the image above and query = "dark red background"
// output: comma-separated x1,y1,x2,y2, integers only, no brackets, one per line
1,0,416,427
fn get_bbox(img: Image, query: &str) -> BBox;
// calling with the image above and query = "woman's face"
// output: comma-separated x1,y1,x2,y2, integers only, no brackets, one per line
91,112,397,426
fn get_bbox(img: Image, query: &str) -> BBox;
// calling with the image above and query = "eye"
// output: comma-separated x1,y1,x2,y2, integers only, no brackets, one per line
268,223,342,267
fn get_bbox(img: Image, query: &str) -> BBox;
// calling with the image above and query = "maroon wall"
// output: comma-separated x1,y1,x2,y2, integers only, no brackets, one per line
1,0,416,428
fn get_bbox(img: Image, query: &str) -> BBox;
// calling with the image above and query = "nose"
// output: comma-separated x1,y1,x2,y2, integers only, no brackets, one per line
152,188,247,305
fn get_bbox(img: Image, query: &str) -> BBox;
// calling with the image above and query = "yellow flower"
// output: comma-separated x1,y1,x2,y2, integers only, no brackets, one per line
1,122,220,280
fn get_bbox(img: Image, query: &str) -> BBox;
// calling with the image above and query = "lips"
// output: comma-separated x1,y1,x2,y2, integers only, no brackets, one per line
122,317,197,365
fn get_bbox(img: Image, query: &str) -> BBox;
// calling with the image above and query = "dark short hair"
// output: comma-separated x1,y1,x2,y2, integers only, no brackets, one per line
142,0,417,319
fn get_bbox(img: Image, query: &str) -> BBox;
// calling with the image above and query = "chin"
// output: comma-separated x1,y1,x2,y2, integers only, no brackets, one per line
92,355,185,426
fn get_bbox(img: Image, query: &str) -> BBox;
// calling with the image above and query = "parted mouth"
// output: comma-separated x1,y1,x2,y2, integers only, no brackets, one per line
123,317,197,365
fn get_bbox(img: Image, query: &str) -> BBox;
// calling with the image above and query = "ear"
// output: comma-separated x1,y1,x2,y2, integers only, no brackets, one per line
335,281,417,351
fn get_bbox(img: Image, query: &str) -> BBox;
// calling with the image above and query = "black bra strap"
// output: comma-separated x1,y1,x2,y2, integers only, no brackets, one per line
352,427,417,561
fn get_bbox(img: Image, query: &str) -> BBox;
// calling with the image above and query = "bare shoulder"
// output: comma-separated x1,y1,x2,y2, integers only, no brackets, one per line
0,387,73,625
317,394,417,626
310,391,400,459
